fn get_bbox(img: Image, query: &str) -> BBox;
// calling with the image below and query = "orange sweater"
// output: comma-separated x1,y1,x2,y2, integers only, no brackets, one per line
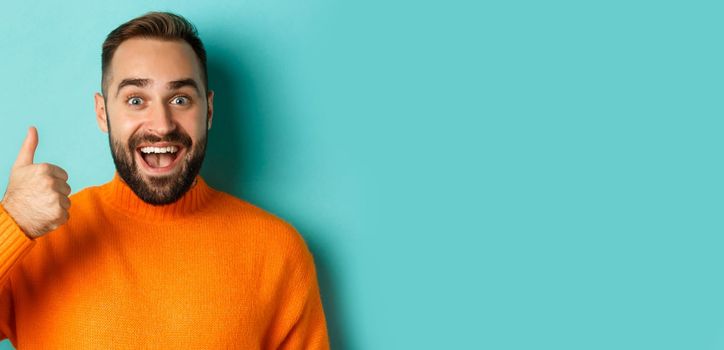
0,173,330,349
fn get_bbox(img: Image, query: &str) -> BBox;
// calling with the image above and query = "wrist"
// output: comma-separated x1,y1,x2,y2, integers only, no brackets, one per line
0,198,32,240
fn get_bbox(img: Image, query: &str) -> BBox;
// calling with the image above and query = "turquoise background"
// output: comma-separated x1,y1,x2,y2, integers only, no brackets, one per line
0,1,722,349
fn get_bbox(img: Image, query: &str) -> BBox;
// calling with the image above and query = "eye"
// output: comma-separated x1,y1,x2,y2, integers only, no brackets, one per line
171,96,190,105
127,96,144,106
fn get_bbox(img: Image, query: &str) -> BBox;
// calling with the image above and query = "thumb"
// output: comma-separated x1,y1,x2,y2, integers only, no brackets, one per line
13,126,38,169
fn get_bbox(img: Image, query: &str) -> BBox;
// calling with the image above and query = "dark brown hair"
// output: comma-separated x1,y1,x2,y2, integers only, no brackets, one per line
101,11,208,97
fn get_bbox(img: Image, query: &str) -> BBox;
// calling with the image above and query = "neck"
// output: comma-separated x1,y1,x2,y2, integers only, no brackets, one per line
99,172,214,221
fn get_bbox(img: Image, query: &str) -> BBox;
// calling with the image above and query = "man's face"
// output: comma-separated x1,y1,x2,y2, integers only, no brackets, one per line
94,38,214,205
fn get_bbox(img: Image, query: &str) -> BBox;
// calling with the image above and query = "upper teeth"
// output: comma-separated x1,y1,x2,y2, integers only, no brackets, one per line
140,146,179,154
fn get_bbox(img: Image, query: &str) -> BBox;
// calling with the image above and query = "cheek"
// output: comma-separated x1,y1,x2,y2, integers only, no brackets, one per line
109,117,143,144
177,116,207,139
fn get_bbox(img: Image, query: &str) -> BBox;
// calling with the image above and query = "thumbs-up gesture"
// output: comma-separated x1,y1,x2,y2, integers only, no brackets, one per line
1,127,71,239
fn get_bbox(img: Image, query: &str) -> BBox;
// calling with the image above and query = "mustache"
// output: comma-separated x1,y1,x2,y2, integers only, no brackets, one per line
128,129,193,150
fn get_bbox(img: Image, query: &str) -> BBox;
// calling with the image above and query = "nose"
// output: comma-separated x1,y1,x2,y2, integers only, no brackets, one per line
145,103,177,136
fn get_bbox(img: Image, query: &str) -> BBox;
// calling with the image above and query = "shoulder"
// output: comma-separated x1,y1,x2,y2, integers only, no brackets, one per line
68,184,100,202
67,184,104,216
209,190,312,258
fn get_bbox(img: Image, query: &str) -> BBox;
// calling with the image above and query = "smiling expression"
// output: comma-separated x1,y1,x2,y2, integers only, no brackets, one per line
94,38,214,205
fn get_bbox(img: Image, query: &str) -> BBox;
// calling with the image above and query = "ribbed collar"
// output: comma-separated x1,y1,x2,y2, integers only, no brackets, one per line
98,172,215,221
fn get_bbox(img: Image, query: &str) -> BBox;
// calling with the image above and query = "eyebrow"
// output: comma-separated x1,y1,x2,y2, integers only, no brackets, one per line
115,78,201,98
115,78,150,97
167,78,200,95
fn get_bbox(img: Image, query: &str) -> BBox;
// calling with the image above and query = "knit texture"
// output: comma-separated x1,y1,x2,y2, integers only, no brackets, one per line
0,173,330,349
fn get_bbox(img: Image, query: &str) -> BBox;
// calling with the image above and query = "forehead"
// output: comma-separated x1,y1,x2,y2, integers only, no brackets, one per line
108,38,202,91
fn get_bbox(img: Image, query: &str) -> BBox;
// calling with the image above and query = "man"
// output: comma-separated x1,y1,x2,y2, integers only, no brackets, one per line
0,12,330,349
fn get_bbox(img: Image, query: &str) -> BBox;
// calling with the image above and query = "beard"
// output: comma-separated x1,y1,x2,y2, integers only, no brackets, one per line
108,125,207,206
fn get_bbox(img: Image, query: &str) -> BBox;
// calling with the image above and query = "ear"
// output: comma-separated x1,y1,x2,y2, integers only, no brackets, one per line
206,90,214,130
94,92,109,133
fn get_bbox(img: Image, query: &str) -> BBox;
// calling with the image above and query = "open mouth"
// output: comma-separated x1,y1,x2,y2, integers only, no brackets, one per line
135,144,186,174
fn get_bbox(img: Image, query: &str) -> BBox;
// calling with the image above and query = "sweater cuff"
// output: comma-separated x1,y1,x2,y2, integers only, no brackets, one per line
0,204,36,280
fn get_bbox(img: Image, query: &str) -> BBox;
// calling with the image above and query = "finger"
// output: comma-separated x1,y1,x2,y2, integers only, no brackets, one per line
13,126,38,169
54,181,71,196
49,165,69,181
59,196,71,210
61,210,70,224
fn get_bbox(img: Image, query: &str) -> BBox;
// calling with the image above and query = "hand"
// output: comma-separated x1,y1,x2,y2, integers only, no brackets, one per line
1,127,71,239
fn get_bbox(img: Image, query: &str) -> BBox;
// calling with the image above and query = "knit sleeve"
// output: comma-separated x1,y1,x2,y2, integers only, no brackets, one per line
0,203,36,342
274,230,330,350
